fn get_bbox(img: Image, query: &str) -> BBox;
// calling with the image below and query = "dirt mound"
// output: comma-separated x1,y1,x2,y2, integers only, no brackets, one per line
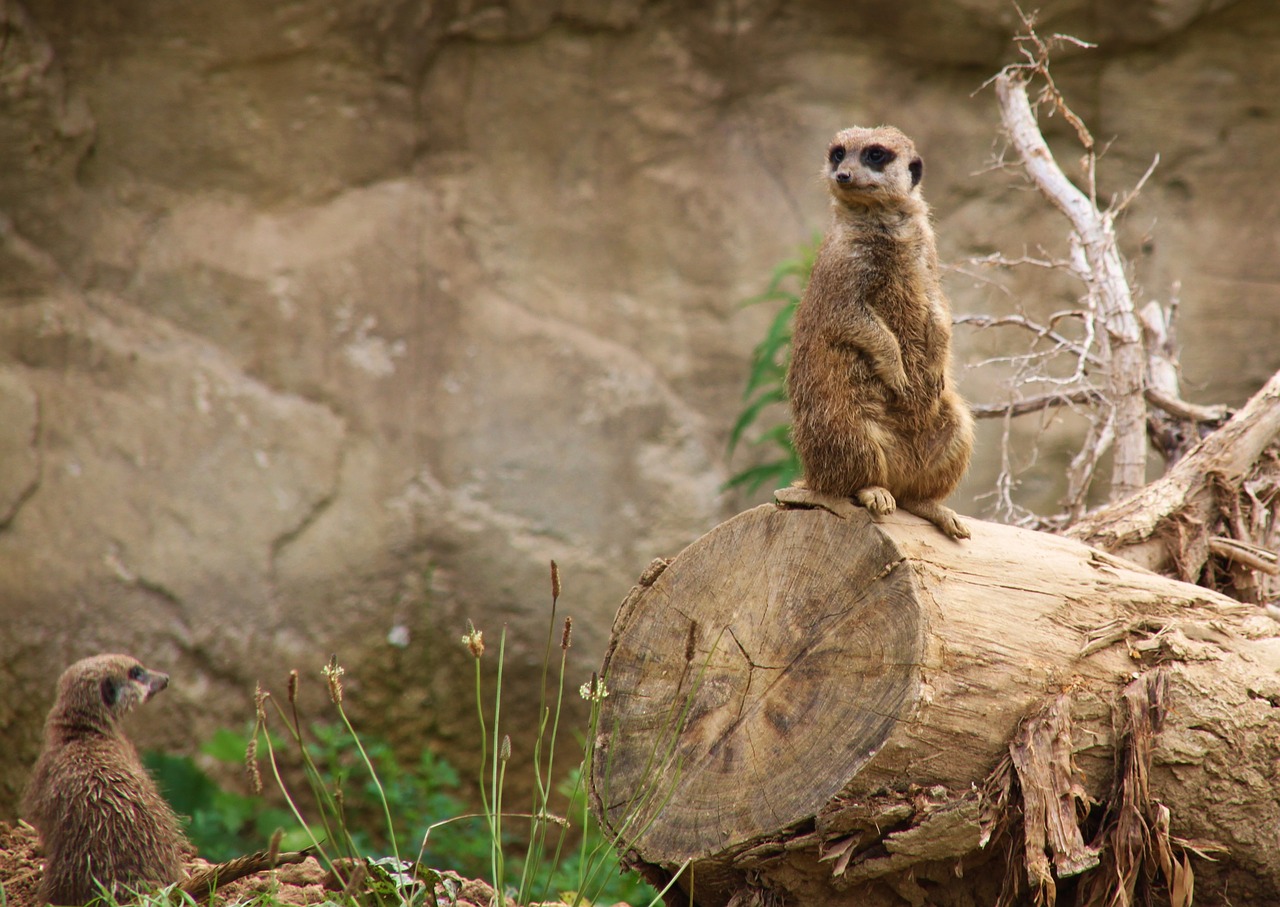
0,821,507,907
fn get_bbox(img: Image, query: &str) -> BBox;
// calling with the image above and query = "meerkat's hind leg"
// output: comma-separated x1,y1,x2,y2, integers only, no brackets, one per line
900,499,970,540
855,486,896,518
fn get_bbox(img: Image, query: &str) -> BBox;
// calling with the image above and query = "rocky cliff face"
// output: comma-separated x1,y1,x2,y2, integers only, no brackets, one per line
1,0,1276,812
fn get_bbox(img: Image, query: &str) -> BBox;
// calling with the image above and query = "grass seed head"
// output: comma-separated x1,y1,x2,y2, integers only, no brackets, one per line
462,620,485,659
323,655,345,704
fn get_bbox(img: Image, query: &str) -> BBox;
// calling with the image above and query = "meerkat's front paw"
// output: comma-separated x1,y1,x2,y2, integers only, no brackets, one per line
889,369,910,397
855,486,897,518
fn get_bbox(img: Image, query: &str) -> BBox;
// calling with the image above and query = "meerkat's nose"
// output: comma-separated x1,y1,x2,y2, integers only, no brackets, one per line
835,172,852,184
147,670,170,695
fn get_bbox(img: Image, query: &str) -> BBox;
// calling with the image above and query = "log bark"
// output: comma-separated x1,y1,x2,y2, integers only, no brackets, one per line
591,504,1280,906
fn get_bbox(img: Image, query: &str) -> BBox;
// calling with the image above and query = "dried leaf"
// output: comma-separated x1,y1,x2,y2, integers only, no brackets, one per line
1170,852,1194,907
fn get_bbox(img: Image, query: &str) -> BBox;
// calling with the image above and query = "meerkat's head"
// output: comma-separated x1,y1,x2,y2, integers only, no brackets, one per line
823,126,924,210
48,654,170,733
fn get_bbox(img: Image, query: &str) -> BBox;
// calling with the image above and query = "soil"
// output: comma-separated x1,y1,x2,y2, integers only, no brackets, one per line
0,821,599,907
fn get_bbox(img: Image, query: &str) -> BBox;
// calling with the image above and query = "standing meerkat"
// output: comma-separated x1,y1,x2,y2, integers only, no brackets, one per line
23,654,187,904
778,125,974,539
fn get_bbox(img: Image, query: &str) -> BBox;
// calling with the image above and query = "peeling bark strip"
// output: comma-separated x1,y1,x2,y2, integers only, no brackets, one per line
1008,694,1100,895
1076,668,1204,907
987,670,1210,907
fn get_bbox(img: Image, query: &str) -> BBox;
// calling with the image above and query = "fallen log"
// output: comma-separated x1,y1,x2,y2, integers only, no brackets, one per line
591,503,1280,906
1068,368,1280,582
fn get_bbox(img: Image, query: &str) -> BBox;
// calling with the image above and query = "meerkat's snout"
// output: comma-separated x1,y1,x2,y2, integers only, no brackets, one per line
143,669,169,699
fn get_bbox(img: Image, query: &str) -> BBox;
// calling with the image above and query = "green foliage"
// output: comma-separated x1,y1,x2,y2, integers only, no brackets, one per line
145,728,296,861
145,723,489,877
725,237,820,494
303,723,492,877
519,767,655,906
167,720,652,905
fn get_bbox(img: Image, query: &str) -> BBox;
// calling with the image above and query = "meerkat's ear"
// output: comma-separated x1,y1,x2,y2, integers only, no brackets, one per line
909,157,923,187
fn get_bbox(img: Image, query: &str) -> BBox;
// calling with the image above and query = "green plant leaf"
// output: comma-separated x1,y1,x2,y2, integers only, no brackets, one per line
722,461,793,494
725,237,817,492
201,726,254,763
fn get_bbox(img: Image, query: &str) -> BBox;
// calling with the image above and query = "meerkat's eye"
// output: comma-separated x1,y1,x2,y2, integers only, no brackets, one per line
828,146,846,166
860,144,896,169
127,665,145,682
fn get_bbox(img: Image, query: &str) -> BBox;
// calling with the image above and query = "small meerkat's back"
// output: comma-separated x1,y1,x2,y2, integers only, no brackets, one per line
784,126,973,539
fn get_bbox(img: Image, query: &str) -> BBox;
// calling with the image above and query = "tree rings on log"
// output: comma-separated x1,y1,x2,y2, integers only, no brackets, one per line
596,504,923,864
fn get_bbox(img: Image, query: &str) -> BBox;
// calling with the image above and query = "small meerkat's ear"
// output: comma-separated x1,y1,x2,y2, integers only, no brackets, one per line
909,157,923,187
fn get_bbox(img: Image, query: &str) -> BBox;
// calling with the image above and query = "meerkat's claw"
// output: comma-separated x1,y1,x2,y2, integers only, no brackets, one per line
856,486,897,518
940,513,971,540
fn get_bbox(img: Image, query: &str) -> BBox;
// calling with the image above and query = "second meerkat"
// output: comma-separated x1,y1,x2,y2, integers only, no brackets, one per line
784,125,973,538
23,654,187,904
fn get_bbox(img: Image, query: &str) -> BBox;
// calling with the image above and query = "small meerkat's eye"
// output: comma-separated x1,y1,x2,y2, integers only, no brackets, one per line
128,665,145,682
828,145,846,166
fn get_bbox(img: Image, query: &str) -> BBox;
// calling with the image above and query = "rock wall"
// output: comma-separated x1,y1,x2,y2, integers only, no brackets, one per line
2,0,1277,814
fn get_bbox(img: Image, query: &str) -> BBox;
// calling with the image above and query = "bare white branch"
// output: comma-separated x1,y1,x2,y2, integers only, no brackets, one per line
995,70,1148,500
1113,154,1161,216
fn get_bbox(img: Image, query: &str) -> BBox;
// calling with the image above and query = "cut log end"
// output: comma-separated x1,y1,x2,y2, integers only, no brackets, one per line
595,505,924,864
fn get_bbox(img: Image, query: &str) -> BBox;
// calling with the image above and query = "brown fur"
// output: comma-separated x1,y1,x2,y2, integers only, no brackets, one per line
787,126,974,538
23,654,186,904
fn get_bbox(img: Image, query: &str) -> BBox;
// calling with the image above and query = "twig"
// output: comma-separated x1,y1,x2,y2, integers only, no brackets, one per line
1207,537,1280,576
1144,388,1229,424
957,311,1105,368
1113,154,1161,216
972,389,1104,419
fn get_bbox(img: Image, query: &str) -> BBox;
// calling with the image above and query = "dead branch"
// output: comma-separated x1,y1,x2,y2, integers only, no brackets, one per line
994,69,1147,500
1208,537,1280,575
971,389,1102,419
957,311,1104,368
1144,388,1228,425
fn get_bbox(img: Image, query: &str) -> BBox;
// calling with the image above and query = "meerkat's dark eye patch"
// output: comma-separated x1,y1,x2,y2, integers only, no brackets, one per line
859,144,896,170
101,677,120,706
128,665,145,682
828,145,846,166
909,157,923,187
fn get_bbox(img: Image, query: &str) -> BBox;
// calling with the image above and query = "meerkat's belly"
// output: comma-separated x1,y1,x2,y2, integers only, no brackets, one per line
793,378,970,500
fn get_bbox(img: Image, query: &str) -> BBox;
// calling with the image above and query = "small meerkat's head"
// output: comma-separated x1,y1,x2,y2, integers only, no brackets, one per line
823,126,924,209
49,654,170,732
